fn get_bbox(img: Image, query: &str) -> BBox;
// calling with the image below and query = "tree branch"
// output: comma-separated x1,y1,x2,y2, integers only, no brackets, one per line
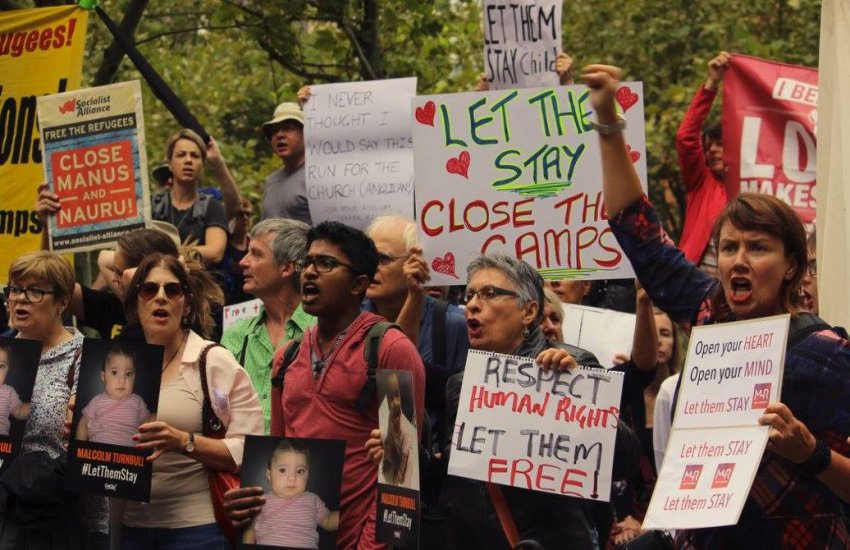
93,0,150,86
134,22,262,45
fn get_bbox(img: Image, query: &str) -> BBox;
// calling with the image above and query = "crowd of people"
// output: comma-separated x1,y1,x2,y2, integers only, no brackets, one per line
0,50,846,550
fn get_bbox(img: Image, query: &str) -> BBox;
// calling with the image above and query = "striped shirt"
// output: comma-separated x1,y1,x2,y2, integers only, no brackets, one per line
82,392,150,447
254,491,329,548
0,384,22,436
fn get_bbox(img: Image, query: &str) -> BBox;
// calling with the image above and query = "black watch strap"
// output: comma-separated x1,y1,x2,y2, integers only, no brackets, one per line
798,439,831,476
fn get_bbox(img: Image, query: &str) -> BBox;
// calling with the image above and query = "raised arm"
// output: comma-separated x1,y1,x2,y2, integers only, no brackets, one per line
205,137,242,221
630,286,658,372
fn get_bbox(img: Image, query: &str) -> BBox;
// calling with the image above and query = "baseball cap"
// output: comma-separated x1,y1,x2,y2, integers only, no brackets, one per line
262,102,305,139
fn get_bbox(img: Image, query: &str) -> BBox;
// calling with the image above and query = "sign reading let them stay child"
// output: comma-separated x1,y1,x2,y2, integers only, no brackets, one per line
37,80,151,253
304,77,417,230
483,0,562,89
413,84,647,285
643,315,789,530
448,350,624,501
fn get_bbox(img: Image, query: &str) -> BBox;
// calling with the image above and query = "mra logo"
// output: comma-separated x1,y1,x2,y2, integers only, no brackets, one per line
752,383,771,409
679,464,703,490
712,463,735,489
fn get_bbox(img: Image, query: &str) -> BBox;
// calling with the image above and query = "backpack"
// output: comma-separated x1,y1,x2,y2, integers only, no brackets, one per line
151,190,212,227
271,320,399,412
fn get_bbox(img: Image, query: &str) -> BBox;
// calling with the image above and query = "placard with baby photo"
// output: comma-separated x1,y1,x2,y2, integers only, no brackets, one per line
239,435,346,550
376,369,420,548
0,337,42,475
66,338,162,501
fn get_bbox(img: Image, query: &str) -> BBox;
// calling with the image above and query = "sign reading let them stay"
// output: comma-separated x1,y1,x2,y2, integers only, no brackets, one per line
643,314,789,530
304,77,417,230
448,350,624,501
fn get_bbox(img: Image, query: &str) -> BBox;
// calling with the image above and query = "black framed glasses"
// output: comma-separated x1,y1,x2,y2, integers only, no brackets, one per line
377,252,407,266
295,255,359,274
137,281,187,301
462,285,520,305
3,285,56,303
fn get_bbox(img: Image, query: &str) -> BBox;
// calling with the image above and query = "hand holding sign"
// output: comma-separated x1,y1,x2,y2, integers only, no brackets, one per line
758,402,817,464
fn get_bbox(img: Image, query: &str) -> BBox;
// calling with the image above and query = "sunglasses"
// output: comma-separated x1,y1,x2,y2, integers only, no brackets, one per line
137,281,187,301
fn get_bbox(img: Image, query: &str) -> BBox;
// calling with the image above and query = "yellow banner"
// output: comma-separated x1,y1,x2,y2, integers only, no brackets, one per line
0,6,88,276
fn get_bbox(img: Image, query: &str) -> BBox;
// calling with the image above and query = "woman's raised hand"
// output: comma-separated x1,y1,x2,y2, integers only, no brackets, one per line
580,64,622,124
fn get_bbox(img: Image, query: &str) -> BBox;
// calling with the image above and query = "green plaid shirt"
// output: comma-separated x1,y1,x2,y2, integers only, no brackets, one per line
221,304,315,433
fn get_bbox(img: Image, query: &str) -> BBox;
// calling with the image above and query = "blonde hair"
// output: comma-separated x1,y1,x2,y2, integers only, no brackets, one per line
8,251,75,304
165,128,206,163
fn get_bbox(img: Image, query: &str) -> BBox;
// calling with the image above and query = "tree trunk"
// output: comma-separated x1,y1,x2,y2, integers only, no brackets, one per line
92,0,149,86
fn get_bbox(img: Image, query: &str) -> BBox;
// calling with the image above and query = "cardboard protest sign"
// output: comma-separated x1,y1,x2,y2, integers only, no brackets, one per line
376,370,420,548
222,298,262,332
643,315,788,530
723,55,818,226
413,84,647,285
561,304,635,368
304,77,417,229
66,339,162,502
0,337,41,475
239,436,345,550
37,80,151,253
448,349,624,501
483,0,562,89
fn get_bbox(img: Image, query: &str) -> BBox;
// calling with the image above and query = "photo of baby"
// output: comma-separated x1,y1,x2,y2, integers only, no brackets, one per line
75,341,155,447
378,370,419,490
241,436,346,550
0,341,30,437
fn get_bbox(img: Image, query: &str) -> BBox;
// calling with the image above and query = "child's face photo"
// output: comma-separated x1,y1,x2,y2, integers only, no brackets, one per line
101,354,136,400
0,350,9,386
267,450,310,499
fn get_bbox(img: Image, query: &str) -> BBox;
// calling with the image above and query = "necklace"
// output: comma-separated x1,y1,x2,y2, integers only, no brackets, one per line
162,331,188,372
311,318,357,378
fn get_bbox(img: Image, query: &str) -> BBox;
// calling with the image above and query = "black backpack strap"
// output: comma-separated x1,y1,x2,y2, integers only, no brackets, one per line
356,321,400,412
151,191,170,220
271,334,304,391
238,334,250,366
787,312,832,349
431,298,448,367
192,193,211,222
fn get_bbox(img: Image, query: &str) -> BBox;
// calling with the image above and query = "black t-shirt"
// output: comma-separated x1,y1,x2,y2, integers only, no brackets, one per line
80,286,126,339
164,197,229,246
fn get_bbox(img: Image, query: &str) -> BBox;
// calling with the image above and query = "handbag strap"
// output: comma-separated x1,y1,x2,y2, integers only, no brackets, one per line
486,482,520,548
198,343,225,439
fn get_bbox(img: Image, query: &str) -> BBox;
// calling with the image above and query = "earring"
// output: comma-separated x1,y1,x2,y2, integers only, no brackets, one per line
522,325,530,338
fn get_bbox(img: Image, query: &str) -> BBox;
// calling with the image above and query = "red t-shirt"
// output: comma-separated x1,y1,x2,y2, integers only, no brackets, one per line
272,312,426,550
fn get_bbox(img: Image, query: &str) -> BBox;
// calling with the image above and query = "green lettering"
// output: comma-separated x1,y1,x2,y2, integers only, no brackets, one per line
493,149,522,186
440,104,467,147
490,90,518,143
469,97,497,145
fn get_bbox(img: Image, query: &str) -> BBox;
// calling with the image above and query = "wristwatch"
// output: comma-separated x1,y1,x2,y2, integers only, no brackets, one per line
589,115,627,135
798,439,831,476
183,432,195,455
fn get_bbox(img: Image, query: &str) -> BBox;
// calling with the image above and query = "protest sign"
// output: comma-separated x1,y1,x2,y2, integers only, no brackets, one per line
222,298,262,332
304,77,416,229
723,55,818,226
413,84,647,285
643,315,788,530
376,370,420,548
37,80,151,253
67,339,162,502
0,337,41,476
239,435,345,550
448,349,624,501
0,6,88,274
561,304,635,368
483,0,562,89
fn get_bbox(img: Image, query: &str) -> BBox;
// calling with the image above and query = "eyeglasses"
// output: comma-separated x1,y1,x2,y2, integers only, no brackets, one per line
462,285,520,305
377,252,406,266
294,255,359,274
807,259,817,276
137,281,187,301
3,285,56,303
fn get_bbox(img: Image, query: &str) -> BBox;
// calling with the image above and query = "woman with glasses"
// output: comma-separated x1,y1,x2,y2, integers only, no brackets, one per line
0,251,109,548
119,253,262,548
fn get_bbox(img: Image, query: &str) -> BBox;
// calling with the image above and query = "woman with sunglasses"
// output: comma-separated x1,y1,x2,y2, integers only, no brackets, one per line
0,251,109,548
119,253,262,548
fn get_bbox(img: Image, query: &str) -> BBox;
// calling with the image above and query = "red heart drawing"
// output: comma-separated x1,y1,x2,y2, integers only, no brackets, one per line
446,151,470,178
627,145,641,164
415,101,436,126
432,252,460,279
616,86,638,113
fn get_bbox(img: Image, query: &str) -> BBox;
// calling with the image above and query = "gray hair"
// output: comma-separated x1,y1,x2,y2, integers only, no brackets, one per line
365,215,418,249
467,254,545,324
250,218,310,267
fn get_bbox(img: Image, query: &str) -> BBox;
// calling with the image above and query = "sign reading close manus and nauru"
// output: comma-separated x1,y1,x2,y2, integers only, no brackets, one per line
483,0,562,90
448,350,624,501
37,80,151,253
413,84,647,285
723,54,818,226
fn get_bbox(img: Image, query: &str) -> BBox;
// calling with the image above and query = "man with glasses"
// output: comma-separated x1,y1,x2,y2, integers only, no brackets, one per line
260,102,312,225
221,218,315,433
225,221,425,549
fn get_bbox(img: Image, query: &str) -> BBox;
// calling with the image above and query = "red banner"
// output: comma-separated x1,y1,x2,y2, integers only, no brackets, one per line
722,54,818,224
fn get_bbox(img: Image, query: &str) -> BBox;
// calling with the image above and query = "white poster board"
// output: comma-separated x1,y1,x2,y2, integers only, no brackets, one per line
448,349,624,501
561,304,635,368
483,0,562,90
413,84,647,285
222,298,262,332
304,77,417,229
643,315,789,530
